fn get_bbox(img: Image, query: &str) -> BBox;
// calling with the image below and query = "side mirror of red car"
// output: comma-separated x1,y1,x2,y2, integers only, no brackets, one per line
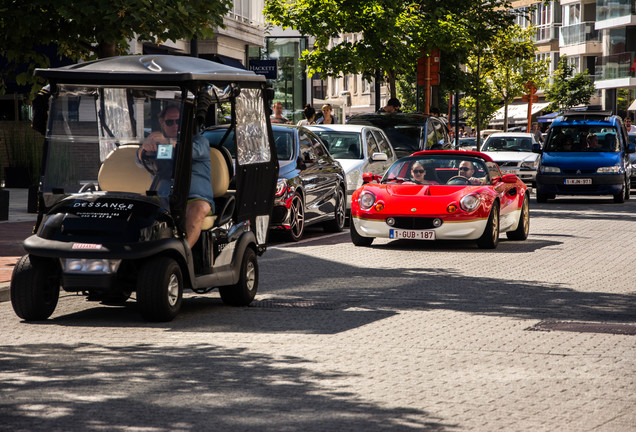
362,172,381,183
501,174,518,184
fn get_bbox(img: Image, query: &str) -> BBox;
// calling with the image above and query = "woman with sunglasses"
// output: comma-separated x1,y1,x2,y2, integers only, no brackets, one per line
410,161,438,185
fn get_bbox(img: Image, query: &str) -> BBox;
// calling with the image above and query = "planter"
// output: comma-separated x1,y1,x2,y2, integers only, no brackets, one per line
4,167,32,188
0,189,9,221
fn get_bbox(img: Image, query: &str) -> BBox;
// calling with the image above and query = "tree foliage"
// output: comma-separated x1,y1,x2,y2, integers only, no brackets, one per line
544,56,596,112
0,0,233,94
264,0,514,99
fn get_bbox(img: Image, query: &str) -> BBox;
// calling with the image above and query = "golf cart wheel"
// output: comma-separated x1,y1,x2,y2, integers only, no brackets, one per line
137,257,183,322
477,201,500,249
11,255,60,321
286,192,305,242
219,247,258,306
324,186,346,232
506,195,529,241
350,220,374,247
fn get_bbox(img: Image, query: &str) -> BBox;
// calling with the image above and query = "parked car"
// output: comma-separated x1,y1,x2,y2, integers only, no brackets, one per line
204,124,346,241
307,124,396,211
629,133,636,186
456,137,478,151
350,151,530,249
533,111,635,203
480,132,540,187
347,113,450,157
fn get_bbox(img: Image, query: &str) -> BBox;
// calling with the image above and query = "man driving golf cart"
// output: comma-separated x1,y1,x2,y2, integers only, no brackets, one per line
11,55,279,322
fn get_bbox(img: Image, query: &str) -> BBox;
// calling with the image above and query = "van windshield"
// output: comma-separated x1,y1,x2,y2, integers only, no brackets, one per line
544,126,620,152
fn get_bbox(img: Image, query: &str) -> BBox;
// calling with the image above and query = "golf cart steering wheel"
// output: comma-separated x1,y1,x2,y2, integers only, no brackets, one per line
139,150,158,175
78,182,97,193
446,176,471,185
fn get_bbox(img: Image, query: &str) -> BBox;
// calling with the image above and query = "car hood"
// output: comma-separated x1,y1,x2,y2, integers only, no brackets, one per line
336,158,365,174
481,151,538,163
382,183,481,198
541,152,622,170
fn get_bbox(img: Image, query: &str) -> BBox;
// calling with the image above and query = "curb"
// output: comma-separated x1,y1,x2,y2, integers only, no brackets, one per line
0,282,9,303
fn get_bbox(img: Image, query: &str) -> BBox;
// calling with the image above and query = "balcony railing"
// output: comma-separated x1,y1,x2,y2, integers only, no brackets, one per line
535,24,561,43
559,22,601,47
596,0,636,21
595,51,636,80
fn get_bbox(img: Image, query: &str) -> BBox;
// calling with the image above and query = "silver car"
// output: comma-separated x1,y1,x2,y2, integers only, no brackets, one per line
308,124,396,210
480,132,540,186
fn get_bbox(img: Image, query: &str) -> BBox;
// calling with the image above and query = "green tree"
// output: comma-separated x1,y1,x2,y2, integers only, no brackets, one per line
544,56,596,112
264,0,514,101
485,25,549,131
0,0,233,94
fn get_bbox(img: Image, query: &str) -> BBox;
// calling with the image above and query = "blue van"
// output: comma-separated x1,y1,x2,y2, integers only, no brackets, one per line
533,111,635,203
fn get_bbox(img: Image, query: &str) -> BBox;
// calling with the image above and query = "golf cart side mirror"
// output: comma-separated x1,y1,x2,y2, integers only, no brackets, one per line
371,152,388,162
532,143,543,154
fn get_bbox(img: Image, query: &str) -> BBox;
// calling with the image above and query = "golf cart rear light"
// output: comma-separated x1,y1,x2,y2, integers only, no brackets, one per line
374,202,385,211
62,258,121,274
386,217,395,226
275,179,288,197
447,203,458,213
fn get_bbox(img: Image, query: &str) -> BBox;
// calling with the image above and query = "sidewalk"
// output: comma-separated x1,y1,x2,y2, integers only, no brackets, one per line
0,188,37,302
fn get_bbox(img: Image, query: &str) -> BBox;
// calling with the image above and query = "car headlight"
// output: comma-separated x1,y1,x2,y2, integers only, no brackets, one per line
358,191,376,210
596,165,621,173
521,160,539,169
540,165,560,173
459,193,481,212
275,179,288,197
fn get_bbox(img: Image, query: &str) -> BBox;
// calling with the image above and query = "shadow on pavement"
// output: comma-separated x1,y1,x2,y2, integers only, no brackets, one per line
0,343,451,432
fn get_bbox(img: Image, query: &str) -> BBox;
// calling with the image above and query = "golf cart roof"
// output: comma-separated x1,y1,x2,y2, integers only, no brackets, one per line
35,55,265,86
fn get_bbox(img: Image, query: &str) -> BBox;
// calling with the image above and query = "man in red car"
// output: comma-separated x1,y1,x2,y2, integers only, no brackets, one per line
458,161,484,185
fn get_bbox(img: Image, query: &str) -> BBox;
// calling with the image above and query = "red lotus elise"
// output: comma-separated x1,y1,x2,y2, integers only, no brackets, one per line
350,151,529,248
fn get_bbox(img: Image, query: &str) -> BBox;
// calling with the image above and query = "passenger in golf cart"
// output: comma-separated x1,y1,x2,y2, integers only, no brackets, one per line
10,55,279,322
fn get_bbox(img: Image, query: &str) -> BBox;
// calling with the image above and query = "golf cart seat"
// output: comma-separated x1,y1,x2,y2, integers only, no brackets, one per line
201,146,235,230
98,145,152,194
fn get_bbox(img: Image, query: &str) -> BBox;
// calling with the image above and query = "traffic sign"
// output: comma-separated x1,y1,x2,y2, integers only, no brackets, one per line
522,94,539,103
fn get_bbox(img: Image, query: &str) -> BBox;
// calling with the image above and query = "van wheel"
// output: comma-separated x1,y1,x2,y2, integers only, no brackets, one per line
137,257,183,322
506,195,529,241
624,176,630,201
350,220,374,246
477,202,499,249
613,179,626,203
220,247,258,306
11,255,59,321
286,193,305,241
324,187,346,232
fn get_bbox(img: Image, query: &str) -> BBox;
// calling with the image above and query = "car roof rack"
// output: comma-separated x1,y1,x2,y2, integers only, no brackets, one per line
561,110,613,121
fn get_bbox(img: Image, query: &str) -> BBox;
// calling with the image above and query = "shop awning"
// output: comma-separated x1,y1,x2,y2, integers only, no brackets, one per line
490,102,549,125
537,111,560,123
629,99,636,111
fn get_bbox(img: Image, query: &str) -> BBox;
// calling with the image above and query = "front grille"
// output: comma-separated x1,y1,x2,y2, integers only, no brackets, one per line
389,217,441,229
562,169,596,174
497,161,518,167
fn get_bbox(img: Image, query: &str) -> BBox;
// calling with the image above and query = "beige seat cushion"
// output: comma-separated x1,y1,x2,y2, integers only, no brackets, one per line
201,147,231,230
98,145,152,194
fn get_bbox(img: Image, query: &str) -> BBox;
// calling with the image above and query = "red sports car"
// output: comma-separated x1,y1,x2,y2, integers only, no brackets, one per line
350,151,529,248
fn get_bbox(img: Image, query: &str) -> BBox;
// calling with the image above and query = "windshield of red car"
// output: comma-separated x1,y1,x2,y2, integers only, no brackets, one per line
383,156,489,185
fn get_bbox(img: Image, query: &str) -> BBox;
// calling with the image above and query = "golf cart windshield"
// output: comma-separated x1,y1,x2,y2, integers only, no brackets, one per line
43,85,185,201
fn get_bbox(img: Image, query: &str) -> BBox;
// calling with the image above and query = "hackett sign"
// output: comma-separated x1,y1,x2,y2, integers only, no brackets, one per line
249,60,277,79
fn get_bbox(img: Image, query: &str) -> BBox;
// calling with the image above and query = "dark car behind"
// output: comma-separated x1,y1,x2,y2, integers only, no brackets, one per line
347,113,450,157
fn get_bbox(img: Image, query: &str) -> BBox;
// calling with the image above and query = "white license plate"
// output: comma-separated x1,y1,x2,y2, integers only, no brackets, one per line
564,178,592,185
501,169,517,175
389,229,436,240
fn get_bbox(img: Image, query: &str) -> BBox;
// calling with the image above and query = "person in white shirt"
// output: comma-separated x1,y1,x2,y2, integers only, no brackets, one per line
624,117,636,133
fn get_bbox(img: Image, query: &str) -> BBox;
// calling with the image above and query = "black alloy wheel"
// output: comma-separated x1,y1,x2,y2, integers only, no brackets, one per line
286,192,305,242
324,187,346,232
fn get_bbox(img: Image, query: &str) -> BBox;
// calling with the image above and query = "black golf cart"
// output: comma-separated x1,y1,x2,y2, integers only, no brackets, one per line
10,55,278,322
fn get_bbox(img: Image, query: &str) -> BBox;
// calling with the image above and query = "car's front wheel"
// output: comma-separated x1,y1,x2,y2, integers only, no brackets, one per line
137,257,183,322
613,178,626,203
11,255,60,321
350,220,374,246
286,192,305,242
506,195,529,241
477,202,499,249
